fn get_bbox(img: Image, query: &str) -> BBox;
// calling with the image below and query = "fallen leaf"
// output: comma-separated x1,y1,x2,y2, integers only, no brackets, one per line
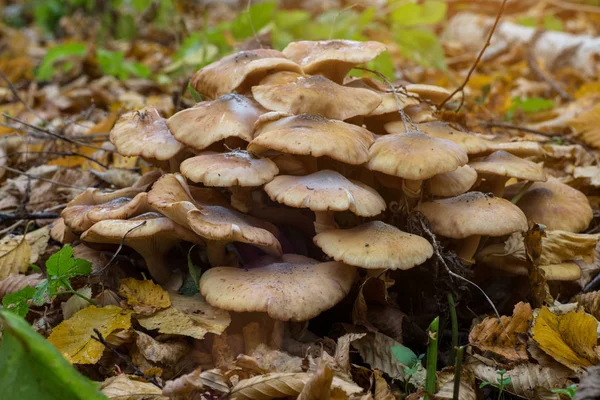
251,344,304,373
162,367,205,398
119,278,171,315
89,168,142,188
134,331,189,365
100,374,166,400
434,369,476,400
524,224,553,307
374,370,395,400
570,104,600,149
334,333,366,374
48,305,133,364
532,306,599,372
0,230,32,279
61,287,93,320
573,291,600,321
468,302,532,361
0,273,44,300
136,292,230,339
297,361,334,400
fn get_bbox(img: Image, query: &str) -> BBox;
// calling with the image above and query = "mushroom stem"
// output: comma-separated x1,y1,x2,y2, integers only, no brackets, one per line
207,241,229,266
402,179,422,198
298,155,318,174
489,177,509,197
143,256,183,291
314,211,336,234
457,235,481,265
511,180,534,205
230,186,253,213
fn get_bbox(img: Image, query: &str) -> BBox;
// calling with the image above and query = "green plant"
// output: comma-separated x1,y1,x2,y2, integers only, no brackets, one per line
36,42,87,81
505,96,555,120
453,346,465,400
97,48,151,80
479,369,512,400
424,316,440,400
2,245,93,317
391,343,424,396
448,293,459,364
552,384,577,399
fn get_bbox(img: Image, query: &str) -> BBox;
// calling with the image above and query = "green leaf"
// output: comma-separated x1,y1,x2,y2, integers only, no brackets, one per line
32,280,50,306
391,0,447,26
390,344,418,367
0,310,107,400
36,43,87,81
46,245,91,280
394,27,446,70
543,15,563,31
505,96,555,119
231,1,276,39
2,287,35,317
132,0,153,11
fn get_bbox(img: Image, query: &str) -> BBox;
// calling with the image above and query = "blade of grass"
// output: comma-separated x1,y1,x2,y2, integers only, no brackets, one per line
448,293,458,365
424,316,439,400
453,346,464,400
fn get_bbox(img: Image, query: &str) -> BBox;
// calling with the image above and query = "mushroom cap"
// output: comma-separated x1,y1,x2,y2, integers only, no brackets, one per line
190,49,302,99
385,121,490,155
469,150,547,182
344,78,419,116
248,113,375,165
180,151,279,187
427,165,478,197
110,107,184,160
405,84,450,104
167,94,264,151
484,141,544,158
147,173,199,228
314,221,433,270
251,73,382,120
477,253,582,281
419,192,528,239
367,131,468,180
199,254,356,321
264,170,386,217
505,178,593,232
282,40,386,82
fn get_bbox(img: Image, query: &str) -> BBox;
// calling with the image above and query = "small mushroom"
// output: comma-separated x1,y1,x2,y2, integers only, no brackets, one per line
264,169,386,233
251,72,382,120
180,150,279,213
199,254,357,321
419,192,528,264
191,49,303,99
167,94,265,152
405,83,451,104
367,131,468,198
469,150,547,197
504,178,593,232
81,212,204,289
427,165,478,197
483,141,544,158
110,107,185,171
282,40,386,83
314,221,433,270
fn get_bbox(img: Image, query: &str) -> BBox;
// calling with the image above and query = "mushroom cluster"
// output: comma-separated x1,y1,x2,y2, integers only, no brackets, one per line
54,39,594,321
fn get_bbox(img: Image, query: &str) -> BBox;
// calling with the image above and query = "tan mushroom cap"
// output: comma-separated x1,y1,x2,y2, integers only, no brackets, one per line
505,178,593,232
469,150,547,182
420,192,528,239
251,73,382,120
265,170,386,216
477,252,582,281
199,254,357,321
50,218,78,244
191,49,302,99
405,84,450,104
248,113,375,165
81,212,204,288
385,121,490,155
180,150,279,187
110,107,184,160
484,141,544,158
282,40,386,83
167,94,264,152
314,221,433,270
345,78,420,117
368,131,468,180
428,165,478,197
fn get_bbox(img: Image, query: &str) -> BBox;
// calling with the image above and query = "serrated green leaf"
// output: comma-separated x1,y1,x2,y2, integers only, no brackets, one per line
0,310,107,400
2,287,35,317
36,43,87,81
390,344,418,367
32,280,50,306
46,245,74,277
391,0,447,26
394,27,446,70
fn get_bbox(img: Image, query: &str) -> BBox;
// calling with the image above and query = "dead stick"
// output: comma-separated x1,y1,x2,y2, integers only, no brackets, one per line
0,212,60,222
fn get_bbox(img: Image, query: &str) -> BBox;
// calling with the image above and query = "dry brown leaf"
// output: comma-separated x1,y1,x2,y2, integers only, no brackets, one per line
251,344,304,373
230,372,363,400
573,291,600,321
434,369,476,400
0,229,32,279
570,104,600,149
119,278,171,315
134,331,189,365
468,302,532,361
469,359,572,399
374,370,395,400
525,224,554,307
162,367,205,398
0,273,44,300
532,306,600,372
89,168,142,188
48,305,133,364
136,292,230,339
334,333,366,374
297,361,334,400
73,243,107,272
100,374,166,400
61,287,93,320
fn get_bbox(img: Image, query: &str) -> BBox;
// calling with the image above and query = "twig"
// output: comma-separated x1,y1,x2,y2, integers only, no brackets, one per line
91,328,163,389
3,151,110,169
0,212,60,222
478,120,555,136
0,220,24,235
0,67,47,125
0,165,89,190
438,0,509,111
96,221,147,275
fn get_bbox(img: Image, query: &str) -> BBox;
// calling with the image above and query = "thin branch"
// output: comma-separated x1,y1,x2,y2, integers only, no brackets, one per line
0,67,47,125
438,0,509,110
96,221,147,275
0,212,60,222
0,165,89,190
91,329,163,389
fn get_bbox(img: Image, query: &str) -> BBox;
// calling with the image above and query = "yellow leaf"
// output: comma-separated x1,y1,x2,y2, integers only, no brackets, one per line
112,154,138,169
0,231,32,279
297,361,333,400
575,81,600,99
570,105,600,149
0,103,24,135
532,306,599,372
48,305,132,364
136,292,230,340
119,278,171,315
100,374,166,400
46,145,98,168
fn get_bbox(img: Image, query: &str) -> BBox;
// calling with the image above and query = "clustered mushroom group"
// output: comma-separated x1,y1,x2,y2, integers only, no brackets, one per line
52,39,594,324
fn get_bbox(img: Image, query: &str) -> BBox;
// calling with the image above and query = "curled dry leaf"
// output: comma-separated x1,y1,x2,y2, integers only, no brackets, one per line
118,277,171,315
100,374,166,400
0,273,44,300
134,331,189,365
297,361,334,400
468,301,532,361
434,369,476,400
468,359,572,399
136,292,230,339
48,305,133,364
0,230,31,280
374,370,395,400
573,291,600,321
162,367,205,398
334,333,367,374
61,287,93,320
532,306,600,372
